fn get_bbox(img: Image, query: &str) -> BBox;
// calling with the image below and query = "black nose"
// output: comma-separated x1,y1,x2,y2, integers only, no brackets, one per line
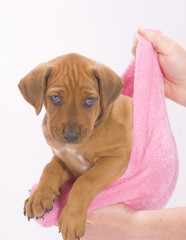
63,131,80,143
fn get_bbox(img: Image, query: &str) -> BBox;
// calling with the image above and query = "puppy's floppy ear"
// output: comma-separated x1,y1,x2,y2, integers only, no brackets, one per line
94,63,124,113
18,63,51,115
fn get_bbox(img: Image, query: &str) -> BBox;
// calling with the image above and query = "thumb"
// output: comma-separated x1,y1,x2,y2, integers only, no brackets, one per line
138,27,171,55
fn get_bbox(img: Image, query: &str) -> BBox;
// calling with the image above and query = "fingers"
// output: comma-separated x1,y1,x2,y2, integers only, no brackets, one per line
132,27,176,56
131,28,161,56
138,27,162,51
137,27,177,55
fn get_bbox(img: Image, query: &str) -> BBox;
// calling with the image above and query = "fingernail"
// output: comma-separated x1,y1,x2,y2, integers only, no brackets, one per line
138,27,148,34
23,210,26,216
27,216,30,222
59,230,61,233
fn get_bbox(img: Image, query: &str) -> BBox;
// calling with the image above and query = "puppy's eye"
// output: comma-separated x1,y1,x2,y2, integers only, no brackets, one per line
85,98,96,108
50,95,62,106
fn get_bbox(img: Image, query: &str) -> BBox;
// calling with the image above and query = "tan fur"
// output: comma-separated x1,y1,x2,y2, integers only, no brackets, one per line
19,53,133,240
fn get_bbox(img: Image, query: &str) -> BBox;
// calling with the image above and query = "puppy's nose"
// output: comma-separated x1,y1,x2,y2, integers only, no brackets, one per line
63,131,80,143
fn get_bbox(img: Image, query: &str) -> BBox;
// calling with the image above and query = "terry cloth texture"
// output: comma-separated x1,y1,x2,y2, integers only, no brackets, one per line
31,33,179,227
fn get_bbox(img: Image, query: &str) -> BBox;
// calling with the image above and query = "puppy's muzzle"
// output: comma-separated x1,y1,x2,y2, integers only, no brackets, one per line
63,131,80,143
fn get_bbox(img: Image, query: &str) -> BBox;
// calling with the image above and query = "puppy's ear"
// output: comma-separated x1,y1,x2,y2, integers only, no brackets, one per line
94,64,124,113
18,63,51,115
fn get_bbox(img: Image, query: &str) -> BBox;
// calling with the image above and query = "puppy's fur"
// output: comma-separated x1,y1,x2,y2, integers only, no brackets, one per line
19,53,132,240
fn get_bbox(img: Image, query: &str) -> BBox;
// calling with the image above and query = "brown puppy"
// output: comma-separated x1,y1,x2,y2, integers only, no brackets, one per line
19,53,133,240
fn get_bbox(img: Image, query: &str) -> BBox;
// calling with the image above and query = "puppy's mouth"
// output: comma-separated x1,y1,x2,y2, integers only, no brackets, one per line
52,128,91,145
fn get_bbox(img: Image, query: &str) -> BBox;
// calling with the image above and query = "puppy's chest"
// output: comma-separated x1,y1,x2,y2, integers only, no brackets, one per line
52,146,98,177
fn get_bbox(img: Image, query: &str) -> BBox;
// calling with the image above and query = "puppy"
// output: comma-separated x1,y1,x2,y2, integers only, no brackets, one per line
19,53,133,240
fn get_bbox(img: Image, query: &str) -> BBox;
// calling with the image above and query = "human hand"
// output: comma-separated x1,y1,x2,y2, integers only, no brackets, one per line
81,204,136,240
82,204,186,240
132,28,186,107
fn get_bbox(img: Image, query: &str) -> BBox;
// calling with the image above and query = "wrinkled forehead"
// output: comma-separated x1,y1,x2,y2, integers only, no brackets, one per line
47,54,98,92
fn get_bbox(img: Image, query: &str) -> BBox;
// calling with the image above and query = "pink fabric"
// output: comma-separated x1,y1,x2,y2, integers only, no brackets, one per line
31,33,178,227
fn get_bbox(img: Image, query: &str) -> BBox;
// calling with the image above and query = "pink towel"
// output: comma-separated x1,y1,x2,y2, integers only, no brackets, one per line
31,33,179,227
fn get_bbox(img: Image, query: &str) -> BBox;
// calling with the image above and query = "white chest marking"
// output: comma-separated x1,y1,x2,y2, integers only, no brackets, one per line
53,147,76,155
52,147,87,170
77,154,85,163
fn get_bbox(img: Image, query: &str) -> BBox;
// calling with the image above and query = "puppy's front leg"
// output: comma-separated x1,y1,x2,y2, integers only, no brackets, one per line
59,154,130,240
24,156,73,220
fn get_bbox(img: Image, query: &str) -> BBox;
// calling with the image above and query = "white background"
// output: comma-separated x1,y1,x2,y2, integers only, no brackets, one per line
0,0,186,239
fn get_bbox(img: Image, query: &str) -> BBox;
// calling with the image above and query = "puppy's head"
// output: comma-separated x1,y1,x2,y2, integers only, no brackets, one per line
18,53,123,144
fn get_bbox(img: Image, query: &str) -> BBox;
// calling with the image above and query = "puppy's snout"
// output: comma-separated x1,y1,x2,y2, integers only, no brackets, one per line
63,131,80,143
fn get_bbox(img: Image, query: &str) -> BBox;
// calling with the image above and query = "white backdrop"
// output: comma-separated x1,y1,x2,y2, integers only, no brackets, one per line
0,0,186,239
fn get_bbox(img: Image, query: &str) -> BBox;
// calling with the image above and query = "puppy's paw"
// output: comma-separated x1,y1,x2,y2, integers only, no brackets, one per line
24,186,60,220
58,204,86,240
